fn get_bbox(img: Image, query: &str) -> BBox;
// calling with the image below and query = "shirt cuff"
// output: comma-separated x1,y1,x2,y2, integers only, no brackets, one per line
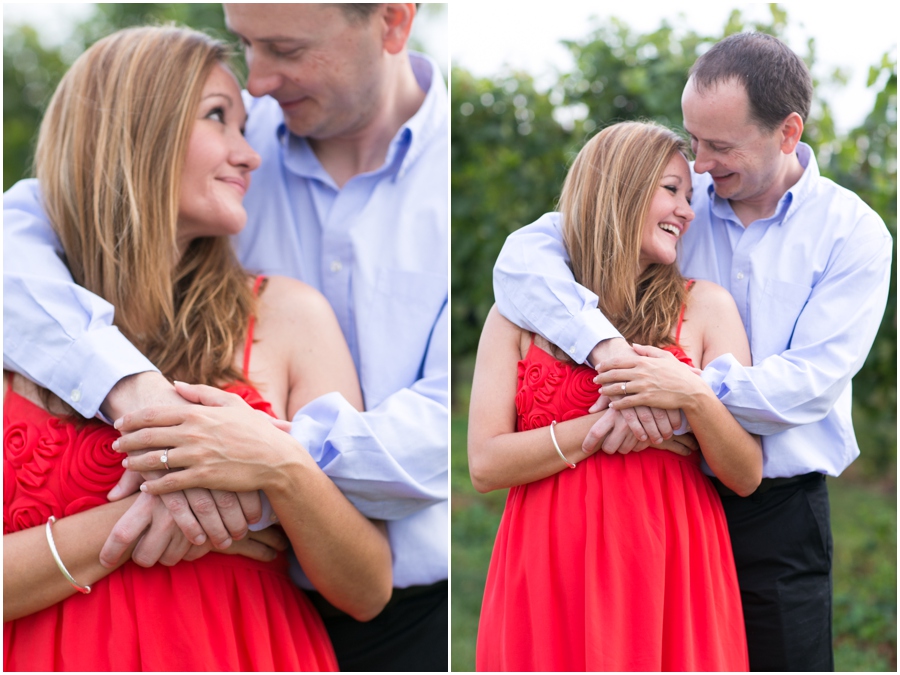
700,352,740,398
49,326,158,418
672,411,692,435
559,310,623,366
247,490,278,531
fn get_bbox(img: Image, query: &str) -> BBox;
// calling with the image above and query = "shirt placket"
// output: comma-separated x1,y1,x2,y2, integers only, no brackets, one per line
319,183,367,367
726,220,753,326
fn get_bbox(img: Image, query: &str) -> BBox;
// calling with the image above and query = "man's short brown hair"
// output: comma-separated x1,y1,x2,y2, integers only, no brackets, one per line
689,32,812,130
339,3,421,23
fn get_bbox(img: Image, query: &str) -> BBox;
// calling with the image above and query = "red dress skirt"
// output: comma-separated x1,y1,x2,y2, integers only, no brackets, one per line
3,383,337,672
475,343,749,671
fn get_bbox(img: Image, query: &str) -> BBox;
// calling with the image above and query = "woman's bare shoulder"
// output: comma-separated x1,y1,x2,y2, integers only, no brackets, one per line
687,279,738,313
686,280,750,366
254,275,336,330
256,275,330,311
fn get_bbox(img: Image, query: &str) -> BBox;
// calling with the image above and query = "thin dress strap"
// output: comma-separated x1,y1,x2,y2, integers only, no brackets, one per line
675,279,696,344
242,275,267,379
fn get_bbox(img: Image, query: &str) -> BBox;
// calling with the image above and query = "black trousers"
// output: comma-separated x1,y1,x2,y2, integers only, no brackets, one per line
307,580,448,672
719,473,833,672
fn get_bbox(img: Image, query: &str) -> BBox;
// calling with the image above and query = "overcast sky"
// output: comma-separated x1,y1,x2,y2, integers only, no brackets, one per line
3,2,895,133
451,2,898,133
2,3,449,70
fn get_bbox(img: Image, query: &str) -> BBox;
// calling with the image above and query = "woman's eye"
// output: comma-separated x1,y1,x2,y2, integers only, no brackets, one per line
664,185,678,194
206,107,226,123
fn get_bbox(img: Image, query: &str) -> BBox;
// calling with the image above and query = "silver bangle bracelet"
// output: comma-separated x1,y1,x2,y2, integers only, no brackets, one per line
550,420,576,469
45,516,91,594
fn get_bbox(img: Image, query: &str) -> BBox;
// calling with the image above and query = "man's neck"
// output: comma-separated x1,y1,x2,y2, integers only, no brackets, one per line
310,53,427,189
730,151,805,227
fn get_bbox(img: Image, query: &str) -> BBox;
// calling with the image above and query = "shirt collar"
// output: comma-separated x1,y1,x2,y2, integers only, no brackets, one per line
707,142,818,227
276,51,446,186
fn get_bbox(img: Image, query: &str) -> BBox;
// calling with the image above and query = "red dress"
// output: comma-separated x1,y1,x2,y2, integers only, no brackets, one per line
3,277,338,671
476,307,749,671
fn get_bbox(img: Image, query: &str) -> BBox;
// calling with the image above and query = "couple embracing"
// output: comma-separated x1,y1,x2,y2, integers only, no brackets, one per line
4,4,447,672
470,32,890,671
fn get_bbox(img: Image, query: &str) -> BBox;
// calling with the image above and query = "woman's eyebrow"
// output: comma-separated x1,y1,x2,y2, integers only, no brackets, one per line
201,93,234,107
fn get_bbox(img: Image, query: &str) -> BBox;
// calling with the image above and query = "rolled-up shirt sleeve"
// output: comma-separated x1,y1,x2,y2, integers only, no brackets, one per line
3,179,157,418
701,221,892,436
289,300,449,520
493,212,622,365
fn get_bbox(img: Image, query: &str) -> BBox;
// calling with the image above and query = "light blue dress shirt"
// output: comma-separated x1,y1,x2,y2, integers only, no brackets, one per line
493,143,892,479
3,52,448,588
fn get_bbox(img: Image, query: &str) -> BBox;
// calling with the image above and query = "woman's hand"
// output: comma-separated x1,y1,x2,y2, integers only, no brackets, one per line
595,343,709,412
114,382,307,496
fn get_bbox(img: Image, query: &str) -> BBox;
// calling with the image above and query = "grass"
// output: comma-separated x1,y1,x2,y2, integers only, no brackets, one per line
450,412,897,672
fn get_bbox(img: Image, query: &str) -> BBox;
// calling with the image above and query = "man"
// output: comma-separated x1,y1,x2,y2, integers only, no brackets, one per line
492,32,891,671
3,4,447,671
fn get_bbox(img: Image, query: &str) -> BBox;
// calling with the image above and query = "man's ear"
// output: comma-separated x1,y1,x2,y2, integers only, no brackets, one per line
380,4,416,55
779,112,804,155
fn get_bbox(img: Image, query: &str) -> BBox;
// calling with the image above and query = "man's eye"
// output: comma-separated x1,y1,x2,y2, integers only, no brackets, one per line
271,45,301,57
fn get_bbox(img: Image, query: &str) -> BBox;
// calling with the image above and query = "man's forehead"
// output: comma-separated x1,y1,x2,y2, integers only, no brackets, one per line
224,3,345,38
681,79,753,138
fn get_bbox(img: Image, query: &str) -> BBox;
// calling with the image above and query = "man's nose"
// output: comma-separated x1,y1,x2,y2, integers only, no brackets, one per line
692,146,716,175
245,52,282,98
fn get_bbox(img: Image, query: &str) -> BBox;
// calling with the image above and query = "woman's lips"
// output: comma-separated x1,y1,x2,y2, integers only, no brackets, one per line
218,177,248,195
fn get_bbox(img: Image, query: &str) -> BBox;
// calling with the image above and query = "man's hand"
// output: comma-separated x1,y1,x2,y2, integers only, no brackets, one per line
582,409,699,457
655,433,699,457
589,339,681,444
100,493,288,569
100,491,193,568
582,407,644,455
103,371,261,552
183,526,290,564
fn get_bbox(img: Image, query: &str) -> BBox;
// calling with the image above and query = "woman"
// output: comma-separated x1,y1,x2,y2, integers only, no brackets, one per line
3,26,391,671
468,122,761,671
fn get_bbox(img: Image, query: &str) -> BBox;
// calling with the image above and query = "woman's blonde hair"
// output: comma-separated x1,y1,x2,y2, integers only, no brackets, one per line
35,25,255,387
559,121,689,347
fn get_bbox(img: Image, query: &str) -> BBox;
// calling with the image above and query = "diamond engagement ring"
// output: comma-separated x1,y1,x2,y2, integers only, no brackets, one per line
161,448,171,470
621,383,627,394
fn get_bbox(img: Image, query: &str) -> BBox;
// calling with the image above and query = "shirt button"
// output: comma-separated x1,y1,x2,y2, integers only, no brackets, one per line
269,512,280,523
736,272,744,280
569,346,576,354
330,260,343,273
70,388,82,403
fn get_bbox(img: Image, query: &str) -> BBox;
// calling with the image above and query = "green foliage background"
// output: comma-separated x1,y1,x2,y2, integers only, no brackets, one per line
451,6,896,672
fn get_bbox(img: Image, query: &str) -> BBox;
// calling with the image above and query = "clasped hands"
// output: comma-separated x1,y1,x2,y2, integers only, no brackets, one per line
581,339,703,457
101,381,296,569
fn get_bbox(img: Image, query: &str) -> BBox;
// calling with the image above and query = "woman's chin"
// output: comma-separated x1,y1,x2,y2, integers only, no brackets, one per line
176,211,247,242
